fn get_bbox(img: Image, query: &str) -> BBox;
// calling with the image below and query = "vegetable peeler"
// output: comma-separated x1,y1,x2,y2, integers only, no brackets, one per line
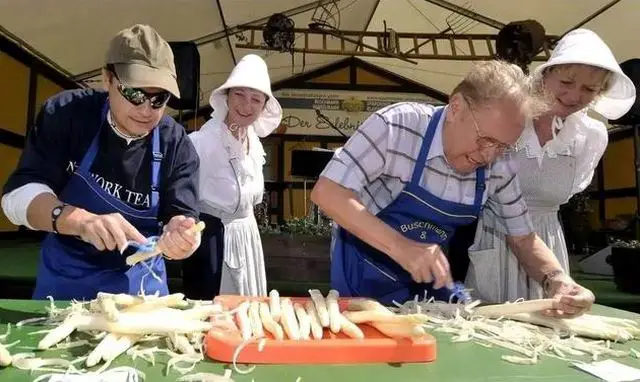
124,221,206,266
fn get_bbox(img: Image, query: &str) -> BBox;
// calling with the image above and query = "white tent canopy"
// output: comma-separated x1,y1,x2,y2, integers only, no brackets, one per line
0,0,636,114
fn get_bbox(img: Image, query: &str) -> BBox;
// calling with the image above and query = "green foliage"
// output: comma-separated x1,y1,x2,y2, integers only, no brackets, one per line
259,216,332,238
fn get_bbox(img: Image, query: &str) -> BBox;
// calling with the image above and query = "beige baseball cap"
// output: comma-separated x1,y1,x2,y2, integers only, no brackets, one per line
105,24,181,98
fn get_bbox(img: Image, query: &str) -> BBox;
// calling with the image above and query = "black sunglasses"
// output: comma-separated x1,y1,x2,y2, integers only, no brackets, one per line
107,66,170,109
116,83,170,109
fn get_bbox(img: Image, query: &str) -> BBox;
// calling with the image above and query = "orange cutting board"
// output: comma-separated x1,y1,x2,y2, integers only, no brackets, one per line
204,295,437,364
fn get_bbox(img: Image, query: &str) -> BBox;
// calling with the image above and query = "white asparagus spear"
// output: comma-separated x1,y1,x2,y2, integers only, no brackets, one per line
339,316,364,339
97,292,143,307
87,333,119,367
280,298,300,340
73,312,211,335
294,303,312,340
38,318,78,350
124,293,189,312
249,301,265,338
309,289,330,327
0,342,11,366
269,290,281,322
472,299,557,318
304,301,324,340
259,302,284,340
236,302,253,340
104,334,141,361
170,334,196,354
326,290,342,334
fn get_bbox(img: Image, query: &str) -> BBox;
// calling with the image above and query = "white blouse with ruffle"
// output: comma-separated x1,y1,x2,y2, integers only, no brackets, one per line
189,120,266,221
516,110,608,203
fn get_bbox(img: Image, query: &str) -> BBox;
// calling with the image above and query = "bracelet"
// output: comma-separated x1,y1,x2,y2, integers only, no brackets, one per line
541,269,564,292
51,203,69,234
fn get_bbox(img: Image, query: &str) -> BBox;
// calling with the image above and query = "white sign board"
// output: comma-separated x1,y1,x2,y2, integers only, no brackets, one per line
273,89,444,136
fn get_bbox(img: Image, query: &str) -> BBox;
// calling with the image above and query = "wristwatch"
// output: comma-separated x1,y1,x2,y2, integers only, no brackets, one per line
51,203,68,234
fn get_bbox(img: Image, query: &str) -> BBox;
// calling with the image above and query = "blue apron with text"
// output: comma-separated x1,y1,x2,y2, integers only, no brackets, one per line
331,107,485,305
33,102,167,300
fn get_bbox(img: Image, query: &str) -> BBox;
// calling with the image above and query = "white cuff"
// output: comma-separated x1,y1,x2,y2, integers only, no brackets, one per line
1,183,56,230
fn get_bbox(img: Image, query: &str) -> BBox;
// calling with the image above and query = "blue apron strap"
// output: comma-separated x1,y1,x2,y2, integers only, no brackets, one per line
472,166,486,215
150,127,161,211
410,106,444,185
79,101,110,173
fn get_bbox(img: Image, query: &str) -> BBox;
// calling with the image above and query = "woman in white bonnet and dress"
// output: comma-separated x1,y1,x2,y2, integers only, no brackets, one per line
466,28,636,303
182,54,282,298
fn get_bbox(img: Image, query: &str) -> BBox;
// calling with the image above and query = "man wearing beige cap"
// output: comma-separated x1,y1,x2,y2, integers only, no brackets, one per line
2,24,202,300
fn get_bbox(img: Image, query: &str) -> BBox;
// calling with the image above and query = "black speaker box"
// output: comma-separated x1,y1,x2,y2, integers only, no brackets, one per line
291,150,335,178
167,41,200,110
609,58,640,126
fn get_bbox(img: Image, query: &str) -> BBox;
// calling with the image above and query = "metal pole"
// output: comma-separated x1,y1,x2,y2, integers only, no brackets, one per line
563,0,623,35
634,124,640,239
421,0,504,29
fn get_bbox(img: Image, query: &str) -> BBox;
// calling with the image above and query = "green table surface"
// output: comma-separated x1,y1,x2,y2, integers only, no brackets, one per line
0,300,639,381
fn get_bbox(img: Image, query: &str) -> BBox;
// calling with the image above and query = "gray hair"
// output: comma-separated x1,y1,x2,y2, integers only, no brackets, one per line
452,60,549,119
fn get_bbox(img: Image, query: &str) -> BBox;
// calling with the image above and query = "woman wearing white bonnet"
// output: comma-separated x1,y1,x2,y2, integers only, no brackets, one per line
466,28,635,303
182,54,282,298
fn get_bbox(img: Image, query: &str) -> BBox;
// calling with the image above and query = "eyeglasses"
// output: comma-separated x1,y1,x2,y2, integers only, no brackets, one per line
116,83,170,109
462,95,517,153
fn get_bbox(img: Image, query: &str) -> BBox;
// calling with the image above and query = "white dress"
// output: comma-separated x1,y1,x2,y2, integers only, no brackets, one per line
465,111,608,303
190,123,268,296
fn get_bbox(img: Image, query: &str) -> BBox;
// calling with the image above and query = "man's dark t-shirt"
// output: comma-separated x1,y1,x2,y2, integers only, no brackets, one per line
3,88,200,224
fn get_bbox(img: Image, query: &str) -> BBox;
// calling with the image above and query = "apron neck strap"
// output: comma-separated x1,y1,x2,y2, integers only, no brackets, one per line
410,106,444,185
78,101,110,172
473,166,486,215
79,99,162,211
150,126,162,210
410,105,486,215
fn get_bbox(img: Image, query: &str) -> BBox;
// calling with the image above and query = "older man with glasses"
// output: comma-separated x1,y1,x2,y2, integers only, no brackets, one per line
311,60,595,317
1,24,202,300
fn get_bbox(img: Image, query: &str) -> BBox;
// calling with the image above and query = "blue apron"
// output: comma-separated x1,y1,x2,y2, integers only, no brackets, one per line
331,107,486,305
32,101,168,300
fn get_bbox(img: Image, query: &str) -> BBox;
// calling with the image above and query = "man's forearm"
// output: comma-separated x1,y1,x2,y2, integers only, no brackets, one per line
27,193,93,236
506,232,564,283
310,177,407,261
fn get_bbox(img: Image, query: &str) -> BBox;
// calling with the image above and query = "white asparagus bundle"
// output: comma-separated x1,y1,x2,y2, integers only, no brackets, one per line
394,294,640,367
38,304,217,350
13,292,231,376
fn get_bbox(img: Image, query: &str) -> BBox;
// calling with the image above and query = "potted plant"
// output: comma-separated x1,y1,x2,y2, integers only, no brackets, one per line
607,238,640,294
560,189,594,255
259,214,332,284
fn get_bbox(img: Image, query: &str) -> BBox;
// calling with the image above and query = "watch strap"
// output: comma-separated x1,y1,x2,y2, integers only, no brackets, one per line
51,203,69,234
